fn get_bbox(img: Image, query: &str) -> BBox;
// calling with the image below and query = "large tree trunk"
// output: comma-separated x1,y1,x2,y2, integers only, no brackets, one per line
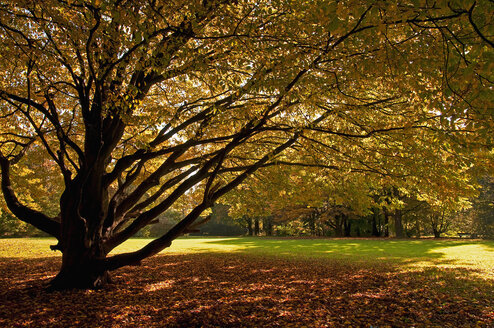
334,215,344,237
394,210,404,238
48,170,113,290
254,218,260,236
49,244,110,290
307,215,316,236
343,217,351,237
415,220,421,238
49,215,111,289
371,209,380,237
263,216,273,236
245,217,253,236
383,208,389,237
430,214,443,238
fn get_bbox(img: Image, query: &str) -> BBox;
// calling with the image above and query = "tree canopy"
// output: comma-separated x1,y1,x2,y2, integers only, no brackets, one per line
0,0,492,289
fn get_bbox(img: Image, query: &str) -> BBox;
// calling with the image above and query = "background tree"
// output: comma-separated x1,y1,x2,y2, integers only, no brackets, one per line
469,175,494,237
189,203,244,236
0,0,492,289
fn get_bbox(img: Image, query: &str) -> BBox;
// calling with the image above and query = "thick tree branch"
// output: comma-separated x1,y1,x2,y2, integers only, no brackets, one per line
102,134,301,270
0,155,60,238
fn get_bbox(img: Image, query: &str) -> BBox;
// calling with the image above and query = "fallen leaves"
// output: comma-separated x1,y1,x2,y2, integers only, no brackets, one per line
0,254,492,327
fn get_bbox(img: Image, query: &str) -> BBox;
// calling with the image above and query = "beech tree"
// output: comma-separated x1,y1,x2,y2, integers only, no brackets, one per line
226,164,377,236
0,0,492,289
471,175,494,237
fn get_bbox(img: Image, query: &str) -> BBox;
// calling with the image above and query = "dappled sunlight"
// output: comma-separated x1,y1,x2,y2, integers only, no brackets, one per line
2,237,493,279
1,253,492,327
144,280,175,292
111,237,250,255
423,244,494,278
199,238,494,277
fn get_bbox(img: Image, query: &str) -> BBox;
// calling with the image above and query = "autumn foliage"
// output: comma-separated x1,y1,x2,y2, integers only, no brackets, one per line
0,0,492,289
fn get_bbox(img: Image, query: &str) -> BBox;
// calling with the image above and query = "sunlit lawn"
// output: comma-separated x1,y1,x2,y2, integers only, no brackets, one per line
1,237,493,277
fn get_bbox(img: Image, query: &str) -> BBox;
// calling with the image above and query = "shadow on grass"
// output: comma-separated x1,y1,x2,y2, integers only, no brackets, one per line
200,237,494,270
0,253,492,328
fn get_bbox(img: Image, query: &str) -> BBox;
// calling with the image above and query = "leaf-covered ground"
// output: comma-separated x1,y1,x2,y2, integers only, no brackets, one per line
0,252,493,328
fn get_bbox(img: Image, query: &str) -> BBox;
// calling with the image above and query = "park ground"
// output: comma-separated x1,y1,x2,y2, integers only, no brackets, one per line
0,237,493,327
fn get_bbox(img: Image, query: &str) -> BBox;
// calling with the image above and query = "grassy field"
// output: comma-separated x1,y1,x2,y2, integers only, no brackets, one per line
1,237,493,277
1,237,493,327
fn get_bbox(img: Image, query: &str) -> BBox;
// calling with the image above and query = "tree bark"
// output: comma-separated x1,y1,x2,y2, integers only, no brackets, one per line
383,208,389,237
307,215,316,236
0,157,60,238
49,243,110,290
263,216,273,236
371,208,380,237
254,218,260,236
430,214,444,238
48,165,113,290
334,215,344,237
245,217,253,236
343,217,351,237
394,210,404,238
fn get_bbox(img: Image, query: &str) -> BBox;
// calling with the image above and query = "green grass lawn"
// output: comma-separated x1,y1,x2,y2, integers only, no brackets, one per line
1,237,493,278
